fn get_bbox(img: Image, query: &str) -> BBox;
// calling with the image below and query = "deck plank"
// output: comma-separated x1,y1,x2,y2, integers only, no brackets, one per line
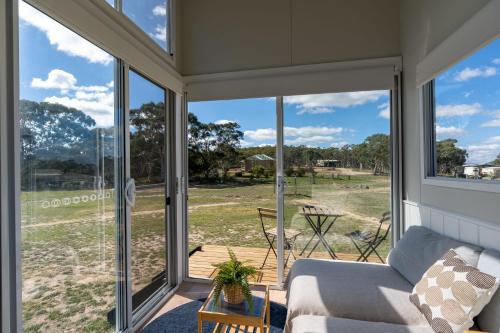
189,245,382,283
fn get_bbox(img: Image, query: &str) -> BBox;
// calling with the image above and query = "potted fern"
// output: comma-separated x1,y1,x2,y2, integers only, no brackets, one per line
212,249,257,309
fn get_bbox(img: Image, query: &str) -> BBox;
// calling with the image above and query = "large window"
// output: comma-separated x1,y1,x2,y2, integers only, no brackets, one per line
122,0,172,53
424,37,500,183
19,2,118,332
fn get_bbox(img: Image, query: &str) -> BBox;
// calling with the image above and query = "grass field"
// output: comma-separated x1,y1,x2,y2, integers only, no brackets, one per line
21,186,167,333
21,168,390,332
188,169,391,276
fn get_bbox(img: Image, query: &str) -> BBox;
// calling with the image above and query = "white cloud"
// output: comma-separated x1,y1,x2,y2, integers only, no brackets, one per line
481,110,500,128
284,91,387,110
31,69,114,127
214,119,237,125
377,102,390,119
44,95,114,127
493,58,500,65
466,141,500,164
153,25,167,41
482,119,500,128
296,107,335,115
19,2,113,65
244,126,345,147
31,69,76,92
454,67,497,82
244,128,276,141
286,136,338,146
435,125,466,136
152,4,167,16
285,126,343,137
436,103,482,118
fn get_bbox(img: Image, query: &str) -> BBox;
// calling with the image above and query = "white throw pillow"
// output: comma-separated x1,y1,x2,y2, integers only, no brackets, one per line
409,249,499,333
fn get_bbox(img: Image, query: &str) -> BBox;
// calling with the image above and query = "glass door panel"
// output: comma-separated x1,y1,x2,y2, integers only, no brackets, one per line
282,91,392,277
187,98,278,284
128,70,168,310
19,2,118,331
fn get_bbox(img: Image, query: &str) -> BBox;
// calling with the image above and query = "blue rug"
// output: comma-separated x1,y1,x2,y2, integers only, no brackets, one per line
142,298,287,333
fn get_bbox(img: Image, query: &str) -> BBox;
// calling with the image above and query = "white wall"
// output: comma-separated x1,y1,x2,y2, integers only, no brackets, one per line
180,0,400,75
400,0,500,226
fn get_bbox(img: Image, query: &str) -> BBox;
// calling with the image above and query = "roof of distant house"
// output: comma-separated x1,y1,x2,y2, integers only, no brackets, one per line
246,154,274,161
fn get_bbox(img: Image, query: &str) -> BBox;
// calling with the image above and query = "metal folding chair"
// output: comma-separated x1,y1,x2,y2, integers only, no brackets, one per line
345,211,391,263
257,207,302,269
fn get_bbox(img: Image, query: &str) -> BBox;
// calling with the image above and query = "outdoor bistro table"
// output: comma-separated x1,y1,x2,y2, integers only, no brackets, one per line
299,205,344,260
198,284,270,333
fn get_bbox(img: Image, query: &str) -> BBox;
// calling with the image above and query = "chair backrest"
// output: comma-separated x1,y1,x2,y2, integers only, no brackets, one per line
374,211,391,243
257,207,276,234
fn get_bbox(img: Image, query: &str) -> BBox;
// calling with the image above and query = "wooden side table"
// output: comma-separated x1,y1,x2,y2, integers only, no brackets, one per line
198,284,270,333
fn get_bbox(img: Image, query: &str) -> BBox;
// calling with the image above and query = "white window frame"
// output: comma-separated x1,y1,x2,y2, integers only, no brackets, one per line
420,81,500,194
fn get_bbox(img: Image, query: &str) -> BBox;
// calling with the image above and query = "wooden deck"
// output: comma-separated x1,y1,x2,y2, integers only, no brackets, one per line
189,244,382,284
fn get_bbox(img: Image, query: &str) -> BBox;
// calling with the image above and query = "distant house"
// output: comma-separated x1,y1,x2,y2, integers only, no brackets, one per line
242,154,275,172
316,159,339,168
481,165,500,179
461,164,500,179
463,165,480,179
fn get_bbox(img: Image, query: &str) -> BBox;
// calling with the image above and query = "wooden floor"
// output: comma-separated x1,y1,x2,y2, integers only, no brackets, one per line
189,244,382,284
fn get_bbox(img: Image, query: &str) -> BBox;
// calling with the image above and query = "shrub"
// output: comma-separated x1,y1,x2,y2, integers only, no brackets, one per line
252,165,265,178
295,167,306,177
285,167,294,177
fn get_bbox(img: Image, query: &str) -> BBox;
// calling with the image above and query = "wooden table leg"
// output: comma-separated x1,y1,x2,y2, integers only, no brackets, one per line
198,313,202,333
266,290,271,332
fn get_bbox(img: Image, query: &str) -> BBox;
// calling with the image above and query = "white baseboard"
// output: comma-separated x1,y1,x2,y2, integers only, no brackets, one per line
403,200,500,252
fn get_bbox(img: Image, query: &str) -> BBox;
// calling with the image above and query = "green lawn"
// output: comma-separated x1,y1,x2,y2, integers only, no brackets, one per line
188,171,391,258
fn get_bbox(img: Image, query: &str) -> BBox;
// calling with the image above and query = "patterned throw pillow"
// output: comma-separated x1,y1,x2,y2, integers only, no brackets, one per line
409,249,499,333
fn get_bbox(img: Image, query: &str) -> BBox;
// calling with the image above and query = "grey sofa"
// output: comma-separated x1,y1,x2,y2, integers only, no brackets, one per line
285,226,500,333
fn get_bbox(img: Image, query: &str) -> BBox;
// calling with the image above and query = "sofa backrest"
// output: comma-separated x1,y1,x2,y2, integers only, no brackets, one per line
476,249,500,333
387,226,483,285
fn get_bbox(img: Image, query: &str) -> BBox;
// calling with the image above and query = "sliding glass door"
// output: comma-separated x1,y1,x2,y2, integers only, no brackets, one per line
18,2,175,330
281,91,392,277
128,70,169,312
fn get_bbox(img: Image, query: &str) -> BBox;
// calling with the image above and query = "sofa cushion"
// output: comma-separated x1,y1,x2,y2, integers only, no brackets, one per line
387,226,483,285
476,249,500,333
290,315,434,333
409,249,499,333
285,259,426,332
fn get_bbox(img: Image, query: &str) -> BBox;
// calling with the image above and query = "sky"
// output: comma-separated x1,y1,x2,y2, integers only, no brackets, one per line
435,38,500,164
189,91,391,149
18,0,499,163
19,0,167,128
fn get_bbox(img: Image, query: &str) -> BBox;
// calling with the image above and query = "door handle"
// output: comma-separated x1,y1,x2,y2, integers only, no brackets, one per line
125,178,136,207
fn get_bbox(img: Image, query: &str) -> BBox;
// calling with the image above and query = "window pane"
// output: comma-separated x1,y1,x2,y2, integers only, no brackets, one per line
187,98,278,283
434,37,500,180
128,70,168,310
123,0,170,52
19,2,117,332
283,91,392,275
